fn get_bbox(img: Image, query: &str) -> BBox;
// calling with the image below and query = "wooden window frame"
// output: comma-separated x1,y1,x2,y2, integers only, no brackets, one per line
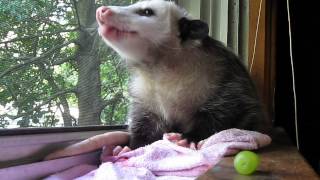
248,0,276,120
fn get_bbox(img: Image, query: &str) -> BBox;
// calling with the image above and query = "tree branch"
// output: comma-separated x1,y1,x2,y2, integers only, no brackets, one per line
0,56,31,62
0,41,75,79
40,89,76,109
52,55,76,66
0,28,79,44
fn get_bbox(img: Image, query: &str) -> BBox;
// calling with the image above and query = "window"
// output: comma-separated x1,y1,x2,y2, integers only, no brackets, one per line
0,0,138,129
0,0,277,172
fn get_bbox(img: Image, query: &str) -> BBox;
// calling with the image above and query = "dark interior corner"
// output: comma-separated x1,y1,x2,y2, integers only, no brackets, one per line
274,0,318,174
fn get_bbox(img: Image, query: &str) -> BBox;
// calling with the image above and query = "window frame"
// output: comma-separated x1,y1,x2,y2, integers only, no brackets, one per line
248,0,276,119
0,125,127,136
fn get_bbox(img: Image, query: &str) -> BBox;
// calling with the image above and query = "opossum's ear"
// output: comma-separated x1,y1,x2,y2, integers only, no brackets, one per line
178,17,209,42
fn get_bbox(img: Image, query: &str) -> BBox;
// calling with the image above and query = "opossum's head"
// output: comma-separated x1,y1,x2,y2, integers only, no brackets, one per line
96,0,209,64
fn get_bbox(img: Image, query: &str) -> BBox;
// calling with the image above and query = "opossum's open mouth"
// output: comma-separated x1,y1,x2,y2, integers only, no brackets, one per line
99,24,138,41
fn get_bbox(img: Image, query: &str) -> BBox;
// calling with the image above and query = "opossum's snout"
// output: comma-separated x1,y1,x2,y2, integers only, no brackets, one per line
96,6,137,42
96,6,113,25
96,0,187,61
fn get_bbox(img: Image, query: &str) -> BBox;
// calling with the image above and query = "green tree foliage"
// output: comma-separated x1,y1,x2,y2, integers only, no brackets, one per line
0,0,134,128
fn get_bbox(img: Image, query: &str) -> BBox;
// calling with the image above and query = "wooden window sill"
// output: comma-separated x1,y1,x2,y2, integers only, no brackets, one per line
198,128,319,179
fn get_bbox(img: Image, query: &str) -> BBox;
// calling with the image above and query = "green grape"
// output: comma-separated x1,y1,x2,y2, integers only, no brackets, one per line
234,150,260,175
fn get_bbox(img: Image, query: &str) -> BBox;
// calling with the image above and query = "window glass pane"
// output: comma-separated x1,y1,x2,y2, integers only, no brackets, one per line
0,0,138,129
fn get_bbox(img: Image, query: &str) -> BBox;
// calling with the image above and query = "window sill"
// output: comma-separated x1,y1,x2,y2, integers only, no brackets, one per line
0,125,127,168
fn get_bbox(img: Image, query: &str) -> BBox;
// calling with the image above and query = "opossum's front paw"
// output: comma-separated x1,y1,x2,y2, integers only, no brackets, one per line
163,132,197,150
100,145,132,161
163,132,182,142
196,139,206,149
112,145,132,156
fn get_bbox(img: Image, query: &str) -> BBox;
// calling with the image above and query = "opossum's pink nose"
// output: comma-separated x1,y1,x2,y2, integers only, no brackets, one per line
96,6,113,24
100,6,113,16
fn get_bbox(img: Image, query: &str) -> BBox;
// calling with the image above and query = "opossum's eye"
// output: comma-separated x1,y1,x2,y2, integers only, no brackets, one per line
136,8,155,17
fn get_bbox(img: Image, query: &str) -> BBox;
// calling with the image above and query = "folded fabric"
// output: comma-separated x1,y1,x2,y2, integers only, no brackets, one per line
72,128,271,180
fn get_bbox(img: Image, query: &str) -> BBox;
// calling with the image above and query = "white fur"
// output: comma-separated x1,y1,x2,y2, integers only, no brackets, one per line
129,48,215,132
131,65,210,122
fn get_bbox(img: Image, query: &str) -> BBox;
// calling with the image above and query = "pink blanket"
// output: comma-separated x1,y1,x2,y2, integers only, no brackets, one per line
46,129,271,180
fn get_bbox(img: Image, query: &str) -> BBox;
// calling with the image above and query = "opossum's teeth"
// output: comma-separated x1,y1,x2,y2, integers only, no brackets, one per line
100,25,137,41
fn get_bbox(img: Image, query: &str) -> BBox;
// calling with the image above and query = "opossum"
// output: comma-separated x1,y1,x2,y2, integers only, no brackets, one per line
96,0,270,149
